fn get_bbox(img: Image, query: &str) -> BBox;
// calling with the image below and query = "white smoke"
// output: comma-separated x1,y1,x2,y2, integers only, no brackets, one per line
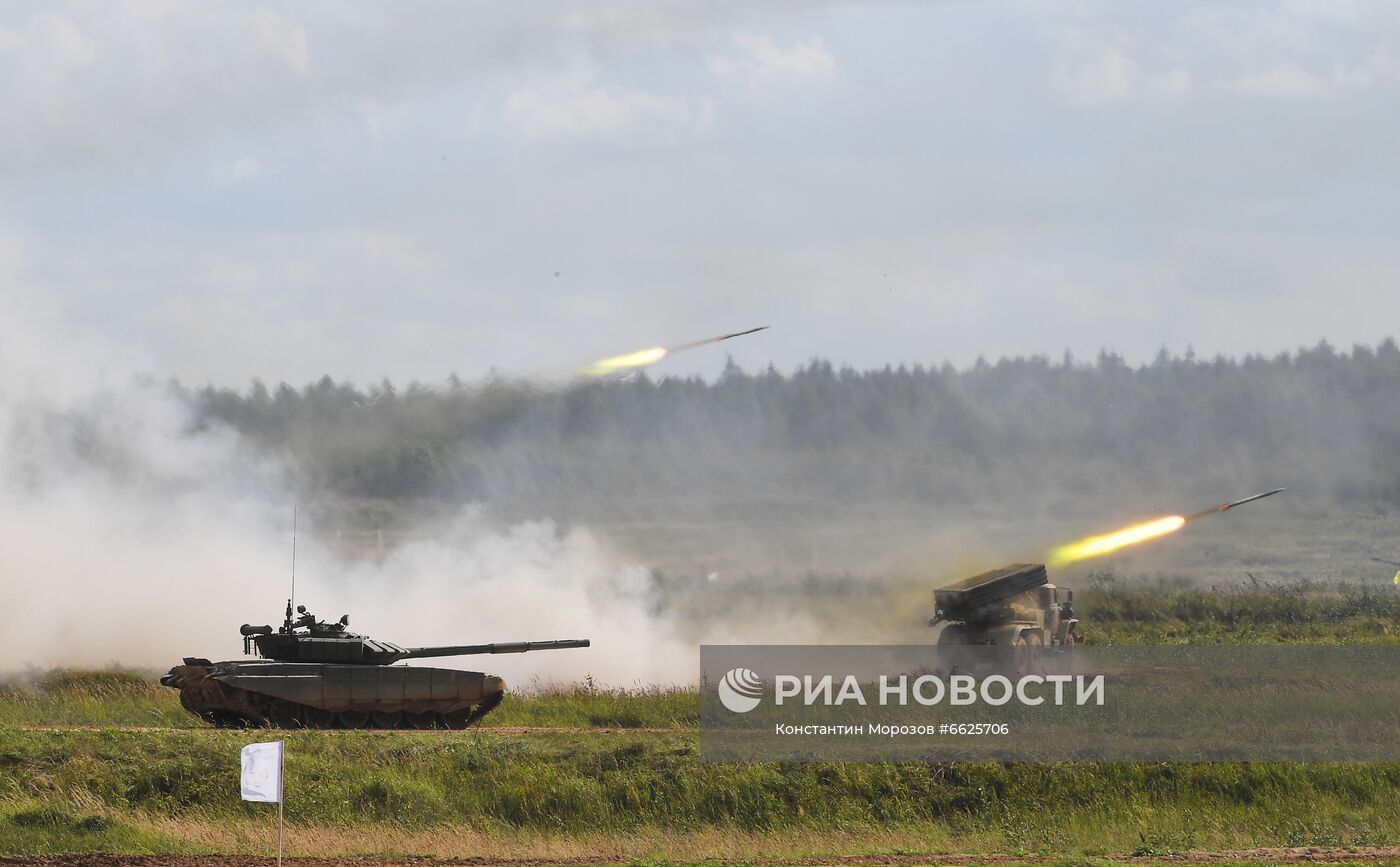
300,512,691,685
0,304,693,684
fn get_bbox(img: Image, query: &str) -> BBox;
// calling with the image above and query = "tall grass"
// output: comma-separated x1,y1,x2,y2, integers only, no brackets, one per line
0,669,192,728
485,681,697,728
1079,574,1400,644
0,669,696,730
2,728,1399,857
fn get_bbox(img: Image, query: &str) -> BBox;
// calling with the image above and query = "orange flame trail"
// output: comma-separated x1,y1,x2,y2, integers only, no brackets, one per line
1047,489,1283,569
580,326,768,378
581,346,668,377
1047,515,1187,568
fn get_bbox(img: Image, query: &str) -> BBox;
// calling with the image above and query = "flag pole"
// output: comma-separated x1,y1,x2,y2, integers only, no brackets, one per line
277,739,284,867
239,740,286,867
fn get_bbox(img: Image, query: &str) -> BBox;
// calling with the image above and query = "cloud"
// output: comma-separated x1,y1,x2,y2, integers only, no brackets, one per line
1231,64,1328,97
4,1,1400,390
0,2,311,181
247,6,309,73
1046,3,1400,108
1051,39,1138,106
1331,49,1400,88
1149,67,1193,99
1179,2,1400,98
0,2,845,182
710,32,835,84
222,156,261,183
505,74,709,140
1282,0,1362,23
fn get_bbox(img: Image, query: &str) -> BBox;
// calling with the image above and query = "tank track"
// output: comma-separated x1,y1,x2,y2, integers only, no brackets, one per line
193,688,503,729
163,665,504,729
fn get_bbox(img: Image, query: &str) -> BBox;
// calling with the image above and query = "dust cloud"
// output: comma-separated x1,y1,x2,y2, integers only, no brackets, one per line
0,389,705,682
0,315,710,684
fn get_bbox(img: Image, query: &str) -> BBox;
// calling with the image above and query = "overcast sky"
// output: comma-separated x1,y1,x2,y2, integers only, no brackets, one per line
2,0,1397,386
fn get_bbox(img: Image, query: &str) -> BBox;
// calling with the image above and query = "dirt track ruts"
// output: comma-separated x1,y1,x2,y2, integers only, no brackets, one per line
14,726,681,735
5,847,1400,866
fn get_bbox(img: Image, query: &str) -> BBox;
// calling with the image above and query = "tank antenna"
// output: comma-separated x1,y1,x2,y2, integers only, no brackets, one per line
289,506,297,617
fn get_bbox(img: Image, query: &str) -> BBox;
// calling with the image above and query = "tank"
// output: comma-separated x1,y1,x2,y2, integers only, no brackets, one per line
930,563,1079,654
160,601,590,729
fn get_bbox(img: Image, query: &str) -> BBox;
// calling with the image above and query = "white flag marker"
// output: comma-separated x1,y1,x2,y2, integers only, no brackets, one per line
240,740,286,866
240,740,284,803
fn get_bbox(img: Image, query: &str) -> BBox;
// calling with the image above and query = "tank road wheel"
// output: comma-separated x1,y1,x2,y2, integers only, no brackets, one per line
268,701,304,729
441,708,472,730
1011,632,1045,677
935,624,967,646
1045,632,1075,676
1025,631,1046,675
404,712,440,730
207,710,245,728
371,711,403,729
934,624,972,676
336,710,371,729
303,708,335,729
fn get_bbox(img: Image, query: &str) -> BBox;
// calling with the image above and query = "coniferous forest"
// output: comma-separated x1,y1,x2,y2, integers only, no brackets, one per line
184,341,1400,519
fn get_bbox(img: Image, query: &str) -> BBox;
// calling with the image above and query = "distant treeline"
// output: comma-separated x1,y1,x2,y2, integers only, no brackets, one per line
180,340,1400,523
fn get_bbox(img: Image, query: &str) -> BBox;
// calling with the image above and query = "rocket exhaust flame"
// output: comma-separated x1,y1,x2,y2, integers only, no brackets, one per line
582,346,669,377
1047,488,1284,568
581,326,769,377
1047,515,1186,568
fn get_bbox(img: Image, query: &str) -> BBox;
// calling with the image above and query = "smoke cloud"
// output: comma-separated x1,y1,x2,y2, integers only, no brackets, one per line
0,311,703,684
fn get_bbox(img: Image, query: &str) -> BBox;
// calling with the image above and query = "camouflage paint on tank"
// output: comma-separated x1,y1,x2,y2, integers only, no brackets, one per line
161,600,589,729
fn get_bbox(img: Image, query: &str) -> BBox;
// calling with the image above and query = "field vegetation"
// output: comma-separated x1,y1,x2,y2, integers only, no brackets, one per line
3,727,1400,860
0,728,1394,862
1079,573,1400,644
0,673,695,731
4,578,1400,861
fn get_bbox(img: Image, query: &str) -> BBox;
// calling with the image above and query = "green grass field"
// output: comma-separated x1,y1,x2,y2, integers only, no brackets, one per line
1078,574,1400,644
0,670,696,731
4,727,1400,860
3,579,1399,863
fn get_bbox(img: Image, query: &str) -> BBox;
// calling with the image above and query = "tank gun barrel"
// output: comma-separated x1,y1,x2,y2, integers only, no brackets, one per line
401,639,591,659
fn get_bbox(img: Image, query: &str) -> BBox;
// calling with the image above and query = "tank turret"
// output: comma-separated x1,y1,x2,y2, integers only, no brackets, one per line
238,601,589,665
162,599,591,729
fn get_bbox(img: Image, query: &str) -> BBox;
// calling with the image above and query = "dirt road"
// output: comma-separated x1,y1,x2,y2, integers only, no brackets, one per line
14,726,679,735
4,847,1400,866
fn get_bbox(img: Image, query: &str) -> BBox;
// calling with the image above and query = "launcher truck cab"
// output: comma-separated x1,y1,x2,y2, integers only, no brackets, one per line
929,563,1079,654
